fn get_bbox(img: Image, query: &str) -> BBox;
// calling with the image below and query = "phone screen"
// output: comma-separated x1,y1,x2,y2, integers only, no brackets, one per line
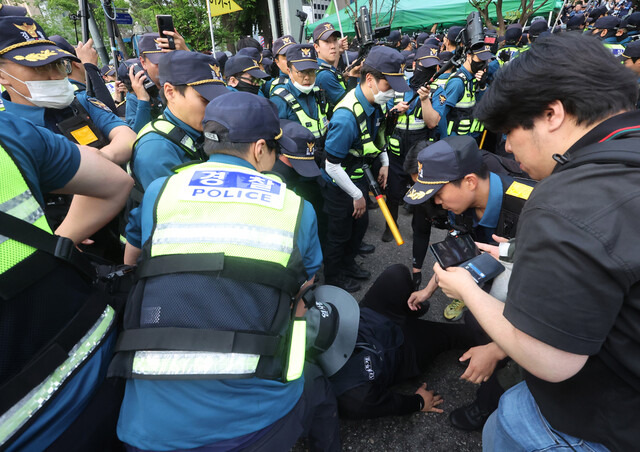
430,234,480,268
156,15,175,49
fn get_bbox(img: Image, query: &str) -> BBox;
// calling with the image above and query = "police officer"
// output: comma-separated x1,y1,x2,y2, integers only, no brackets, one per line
566,13,586,31
135,32,171,120
271,44,328,140
435,44,494,139
313,22,350,110
267,34,296,96
322,46,410,292
593,16,625,56
0,17,135,165
0,110,132,450
224,54,270,94
443,26,463,53
128,51,228,203
115,58,154,132
115,91,339,451
621,40,640,109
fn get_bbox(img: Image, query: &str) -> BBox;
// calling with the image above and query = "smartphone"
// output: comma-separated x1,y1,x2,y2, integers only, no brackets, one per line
429,234,480,268
459,253,505,285
156,14,176,50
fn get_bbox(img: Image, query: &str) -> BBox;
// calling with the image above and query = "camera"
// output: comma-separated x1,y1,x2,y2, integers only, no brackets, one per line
119,59,159,98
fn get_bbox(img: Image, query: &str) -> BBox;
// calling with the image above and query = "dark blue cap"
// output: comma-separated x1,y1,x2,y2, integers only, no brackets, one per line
214,51,228,72
273,35,296,55
262,49,273,59
313,22,341,42
447,26,463,43
415,44,440,68
626,12,640,28
101,64,115,77
529,19,549,36
50,35,77,57
622,40,640,59
159,50,227,101
237,47,263,64
401,50,415,68
286,44,318,71
0,4,26,16
138,32,164,64
117,57,138,81
504,24,523,42
404,136,482,205
0,16,79,66
567,14,586,28
280,119,321,177
424,37,441,46
417,32,429,46
472,44,495,61
224,54,269,79
400,34,411,49
438,51,453,66
388,30,401,43
363,46,410,92
595,15,619,30
589,6,607,20
203,91,296,154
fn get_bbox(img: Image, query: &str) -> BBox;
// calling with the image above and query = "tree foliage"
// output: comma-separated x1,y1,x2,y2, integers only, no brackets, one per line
468,0,550,34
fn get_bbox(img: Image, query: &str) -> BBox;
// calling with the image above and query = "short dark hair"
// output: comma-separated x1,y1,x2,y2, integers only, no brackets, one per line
160,83,189,105
360,64,384,83
475,33,638,132
236,36,262,52
449,162,489,186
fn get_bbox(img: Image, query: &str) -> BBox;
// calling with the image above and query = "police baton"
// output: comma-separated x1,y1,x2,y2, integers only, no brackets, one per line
362,164,404,246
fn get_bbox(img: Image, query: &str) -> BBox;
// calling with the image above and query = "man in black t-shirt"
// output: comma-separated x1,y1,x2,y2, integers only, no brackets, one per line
434,33,640,451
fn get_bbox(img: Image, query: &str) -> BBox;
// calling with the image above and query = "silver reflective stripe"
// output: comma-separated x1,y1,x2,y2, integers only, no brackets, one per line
455,101,476,108
0,306,115,447
0,190,45,246
152,223,294,254
132,351,259,376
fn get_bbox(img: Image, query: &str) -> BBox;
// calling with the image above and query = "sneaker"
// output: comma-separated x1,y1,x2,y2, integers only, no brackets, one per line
381,226,394,243
358,242,375,255
443,299,466,321
325,275,361,293
449,399,492,431
412,272,422,291
343,262,371,280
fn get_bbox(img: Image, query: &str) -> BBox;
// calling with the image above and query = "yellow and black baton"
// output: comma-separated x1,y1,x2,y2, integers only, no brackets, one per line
362,164,404,246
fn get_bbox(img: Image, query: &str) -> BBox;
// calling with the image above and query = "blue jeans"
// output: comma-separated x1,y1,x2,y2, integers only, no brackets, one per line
482,382,610,452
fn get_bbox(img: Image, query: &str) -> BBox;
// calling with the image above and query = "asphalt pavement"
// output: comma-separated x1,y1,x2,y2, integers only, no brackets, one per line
294,202,483,451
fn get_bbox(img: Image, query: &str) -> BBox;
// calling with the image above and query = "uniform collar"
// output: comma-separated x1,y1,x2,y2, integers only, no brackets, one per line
355,84,376,116
1,90,47,127
164,107,202,140
317,58,335,70
207,153,257,170
477,172,503,229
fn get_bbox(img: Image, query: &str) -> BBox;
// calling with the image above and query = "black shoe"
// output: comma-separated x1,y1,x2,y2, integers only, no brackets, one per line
343,262,371,280
358,242,375,255
412,272,422,291
325,275,361,293
381,226,394,243
449,400,493,431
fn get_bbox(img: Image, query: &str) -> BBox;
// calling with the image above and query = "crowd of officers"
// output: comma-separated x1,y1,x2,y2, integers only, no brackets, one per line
0,0,639,450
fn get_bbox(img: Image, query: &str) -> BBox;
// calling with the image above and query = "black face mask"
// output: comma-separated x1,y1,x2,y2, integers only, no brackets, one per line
470,59,487,75
410,65,437,91
235,80,260,95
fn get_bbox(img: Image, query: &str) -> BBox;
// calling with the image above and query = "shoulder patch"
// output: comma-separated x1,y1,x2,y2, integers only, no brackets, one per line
439,94,447,105
88,97,112,112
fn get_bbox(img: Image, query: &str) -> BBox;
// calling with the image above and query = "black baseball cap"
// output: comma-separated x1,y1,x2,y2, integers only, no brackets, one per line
313,22,341,42
529,19,549,37
438,51,453,66
417,32,430,46
504,24,523,42
388,30,401,43
159,50,227,101
626,12,640,29
0,17,80,66
280,120,321,177
595,15,619,30
567,14,586,29
223,55,269,79
0,4,26,16
50,35,77,57
304,285,359,377
447,26,463,43
472,44,495,61
286,44,318,71
273,35,296,56
400,34,411,48
138,32,164,64
621,40,640,59
237,46,263,65
415,44,440,68
203,91,296,154
404,136,482,205
101,64,115,77
401,50,415,68
363,46,410,92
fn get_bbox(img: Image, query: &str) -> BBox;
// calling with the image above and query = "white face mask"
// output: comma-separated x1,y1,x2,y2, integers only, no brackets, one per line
293,80,315,95
1,70,75,109
371,80,395,105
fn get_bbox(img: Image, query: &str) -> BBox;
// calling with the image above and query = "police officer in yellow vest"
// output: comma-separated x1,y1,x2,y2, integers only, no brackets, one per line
322,46,410,293
271,44,329,140
267,34,296,96
115,91,340,451
313,22,350,111
0,110,132,450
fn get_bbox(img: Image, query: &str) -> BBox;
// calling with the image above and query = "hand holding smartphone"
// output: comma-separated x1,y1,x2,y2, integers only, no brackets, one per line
156,15,176,50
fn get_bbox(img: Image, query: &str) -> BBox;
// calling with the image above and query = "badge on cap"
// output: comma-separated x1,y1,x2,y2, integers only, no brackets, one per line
283,37,291,44
301,48,311,58
306,142,315,156
14,49,59,62
324,23,333,31
209,63,221,78
14,22,41,39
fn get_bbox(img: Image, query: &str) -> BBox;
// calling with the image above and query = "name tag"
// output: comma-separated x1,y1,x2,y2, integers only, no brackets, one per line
181,170,286,209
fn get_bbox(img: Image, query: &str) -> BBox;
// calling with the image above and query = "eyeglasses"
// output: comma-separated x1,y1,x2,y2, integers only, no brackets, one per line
292,67,316,79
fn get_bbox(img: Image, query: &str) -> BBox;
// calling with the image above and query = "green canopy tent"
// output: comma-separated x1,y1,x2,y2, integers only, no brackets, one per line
305,0,557,37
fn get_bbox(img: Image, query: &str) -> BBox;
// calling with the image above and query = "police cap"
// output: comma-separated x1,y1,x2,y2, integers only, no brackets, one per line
101,64,115,77
280,120,321,178
504,24,523,42
159,50,227,101
387,30,402,43
594,15,620,30
224,55,269,79
417,32,430,46
472,44,495,61
447,26,464,43
203,91,296,154
50,35,77,57
438,50,453,66
621,40,640,59
529,19,549,37
0,16,80,66
0,4,26,16
273,35,296,56
237,46,263,65
401,50,415,68
567,14,586,29
285,44,318,71
363,46,410,92
313,22,341,42
214,51,228,72
404,136,482,205
626,12,640,29
137,33,164,64
400,34,411,49
415,44,440,68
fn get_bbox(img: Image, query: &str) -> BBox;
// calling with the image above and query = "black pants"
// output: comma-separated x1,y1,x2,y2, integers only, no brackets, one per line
411,203,433,270
322,180,369,279
385,150,413,224
360,264,505,410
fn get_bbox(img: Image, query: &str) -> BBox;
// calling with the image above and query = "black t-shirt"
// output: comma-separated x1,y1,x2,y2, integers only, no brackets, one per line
504,111,640,451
